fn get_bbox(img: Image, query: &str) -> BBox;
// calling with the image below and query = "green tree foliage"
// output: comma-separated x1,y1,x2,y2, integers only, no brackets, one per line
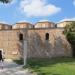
64,22,75,56
64,22,75,45
0,0,11,3
64,22,75,57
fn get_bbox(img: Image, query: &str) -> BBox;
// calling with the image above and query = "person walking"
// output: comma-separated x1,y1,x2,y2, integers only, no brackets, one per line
0,51,4,69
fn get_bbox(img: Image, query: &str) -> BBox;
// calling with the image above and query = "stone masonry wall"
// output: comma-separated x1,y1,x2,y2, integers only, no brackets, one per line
27,28,72,58
0,28,72,59
0,29,26,59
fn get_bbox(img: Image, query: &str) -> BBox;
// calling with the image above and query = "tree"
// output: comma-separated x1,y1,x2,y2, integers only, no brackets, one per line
64,22,75,56
64,22,75,44
0,0,11,3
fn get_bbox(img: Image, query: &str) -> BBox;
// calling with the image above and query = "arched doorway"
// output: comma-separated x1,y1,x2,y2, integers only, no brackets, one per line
19,33,23,40
45,33,49,40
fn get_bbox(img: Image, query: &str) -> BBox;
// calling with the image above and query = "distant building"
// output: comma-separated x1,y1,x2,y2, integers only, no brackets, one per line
35,21,55,28
0,21,73,59
0,23,12,30
57,21,74,28
12,22,33,29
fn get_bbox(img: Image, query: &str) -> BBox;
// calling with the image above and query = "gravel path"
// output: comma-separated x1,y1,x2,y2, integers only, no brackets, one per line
0,59,32,75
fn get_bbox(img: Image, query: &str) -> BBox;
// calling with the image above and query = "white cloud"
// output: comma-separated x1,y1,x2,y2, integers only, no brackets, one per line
73,0,75,6
20,0,61,17
16,20,30,23
0,20,7,24
59,17,75,22
38,19,49,22
0,20,11,25
0,19,10,24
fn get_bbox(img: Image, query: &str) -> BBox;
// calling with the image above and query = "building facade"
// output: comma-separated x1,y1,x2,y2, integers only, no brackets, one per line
0,21,72,59
57,21,74,28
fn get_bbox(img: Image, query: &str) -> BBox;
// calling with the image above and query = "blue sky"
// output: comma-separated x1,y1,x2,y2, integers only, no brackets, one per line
0,0,75,24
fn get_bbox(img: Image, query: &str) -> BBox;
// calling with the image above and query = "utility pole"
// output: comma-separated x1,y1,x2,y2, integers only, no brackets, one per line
23,40,27,66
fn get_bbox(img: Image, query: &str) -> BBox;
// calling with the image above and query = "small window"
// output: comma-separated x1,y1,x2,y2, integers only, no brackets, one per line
46,33,49,40
19,33,23,40
55,24,57,28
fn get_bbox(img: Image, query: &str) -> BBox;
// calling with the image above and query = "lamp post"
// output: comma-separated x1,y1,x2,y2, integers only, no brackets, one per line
23,40,27,66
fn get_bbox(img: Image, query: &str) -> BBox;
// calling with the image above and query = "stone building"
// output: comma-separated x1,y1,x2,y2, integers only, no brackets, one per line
12,22,33,29
35,21,55,28
0,21,73,59
0,23,12,30
57,21,74,28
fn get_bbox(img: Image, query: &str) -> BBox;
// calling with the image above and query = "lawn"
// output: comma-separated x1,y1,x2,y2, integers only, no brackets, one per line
25,57,75,75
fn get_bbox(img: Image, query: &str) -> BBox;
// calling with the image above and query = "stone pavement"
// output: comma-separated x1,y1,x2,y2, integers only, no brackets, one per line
0,59,33,75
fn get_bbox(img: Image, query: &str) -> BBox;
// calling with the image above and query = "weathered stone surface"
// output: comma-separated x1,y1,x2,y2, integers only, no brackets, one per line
0,23,12,30
0,21,72,59
35,21,55,28
27,29,72,58
12,22,33,29
57,21,73,28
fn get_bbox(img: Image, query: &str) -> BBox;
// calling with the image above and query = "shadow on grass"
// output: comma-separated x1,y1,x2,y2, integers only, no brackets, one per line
14,57,75,75
24,57,75,75
27,57,75,67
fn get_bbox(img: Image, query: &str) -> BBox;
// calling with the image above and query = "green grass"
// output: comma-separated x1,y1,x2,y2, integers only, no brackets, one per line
24,57,75,75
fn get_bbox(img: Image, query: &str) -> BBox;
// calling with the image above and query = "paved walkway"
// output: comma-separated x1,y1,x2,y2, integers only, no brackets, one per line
0,59,33,75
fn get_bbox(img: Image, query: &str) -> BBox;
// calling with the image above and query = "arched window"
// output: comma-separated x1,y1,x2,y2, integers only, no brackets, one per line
19,33,23,40
46,33,49,40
